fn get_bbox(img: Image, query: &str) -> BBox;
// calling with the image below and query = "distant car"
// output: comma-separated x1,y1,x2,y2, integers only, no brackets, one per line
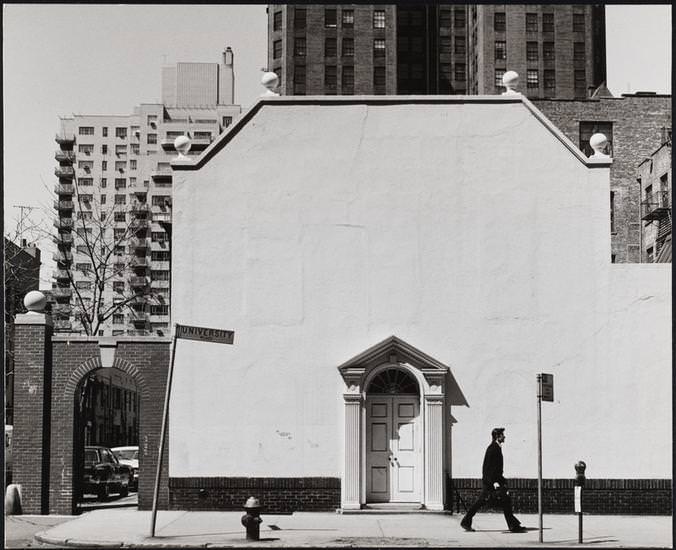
111,446,139,490
83,446,132,501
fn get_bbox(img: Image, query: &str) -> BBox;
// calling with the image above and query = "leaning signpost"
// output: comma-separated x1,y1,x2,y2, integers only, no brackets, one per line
150,323,235,537
536,373,554,543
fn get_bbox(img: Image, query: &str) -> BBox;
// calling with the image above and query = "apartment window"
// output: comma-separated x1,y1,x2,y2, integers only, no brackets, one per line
544,70,556,95
101,178,107,188
147,114,157,126
273,10,282,31
194,131,212,140
76,281,92,290
274,67,282,87
439,9,451,28
79,126,94,135
574,42,585,64
439,63,452,93
342,65,354,94
342,38,354,57
78,194,93,204
79,177,93,186
114,228,126,240
325,38,337,57
130,143,139,155
151,251,171,261
526,13,538,32
295,7,306,29
526,41,538,62
151,231,168,242
115,161,126,172
75,245,88,254
373,39,386,58
115,178,126,189
494,41,506,61
115,144,127,156
113,314,124,325
527,69,539,89
152,195,171,206
101,144,108,155
114,194,126,205
293,65,306,95
543,13,554,33
574,69,586,93
130,159,137,170
102,127,108,137
373,67,386,94
76,211,93,221
342,9,354,27
151,305,170,315
100,194,107,205
324,66,337,94
151,270,170,281
495,69,506,89
223,116,233,128
76,263,92,273
455,36,466,55
579,121,613,157
325,8,337,28
78,144,94,155
294,37,306,57
273,39,282,59
114,212,126,222
543,42,555,61
147,133,157,144
494,12,506,32
454,63,466,82
373,10,385,29
78,161,93,172
101,161,107,171
454,8,466,29
440,37,452,53
115,127,127,139
573,13,585,32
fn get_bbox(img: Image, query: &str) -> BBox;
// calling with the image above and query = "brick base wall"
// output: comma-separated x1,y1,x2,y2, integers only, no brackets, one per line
169,477,341,513
450,478,672,515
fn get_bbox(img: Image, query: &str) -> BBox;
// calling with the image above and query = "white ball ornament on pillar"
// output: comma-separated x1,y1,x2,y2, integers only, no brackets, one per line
501,71,520,95
24,290,47,314
260,70,280,97
589,133,610,158
174,135,192,160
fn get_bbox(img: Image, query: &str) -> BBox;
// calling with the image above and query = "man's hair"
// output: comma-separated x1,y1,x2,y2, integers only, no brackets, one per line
491,427,505,440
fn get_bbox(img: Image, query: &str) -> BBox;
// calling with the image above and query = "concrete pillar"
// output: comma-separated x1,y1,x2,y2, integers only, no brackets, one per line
12,299,52,514
341,393,362,509
424,395,444,511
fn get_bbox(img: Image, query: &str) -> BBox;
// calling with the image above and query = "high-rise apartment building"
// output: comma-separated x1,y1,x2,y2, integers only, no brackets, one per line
53,49,241,336
267,4,606,98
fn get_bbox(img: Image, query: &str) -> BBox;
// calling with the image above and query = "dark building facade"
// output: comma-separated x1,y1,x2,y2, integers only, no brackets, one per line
267,4,606,98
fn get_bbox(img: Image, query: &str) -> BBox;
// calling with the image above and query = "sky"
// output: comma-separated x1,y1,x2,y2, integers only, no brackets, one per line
2,4,672,286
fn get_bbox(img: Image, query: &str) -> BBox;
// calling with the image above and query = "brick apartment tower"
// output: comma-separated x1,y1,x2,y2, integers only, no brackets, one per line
267,4,606,98
53,49,241,336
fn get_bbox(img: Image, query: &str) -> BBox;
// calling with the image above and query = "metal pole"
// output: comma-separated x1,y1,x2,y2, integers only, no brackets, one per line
150,323,178,537
537,374,543,543
578,509,583,544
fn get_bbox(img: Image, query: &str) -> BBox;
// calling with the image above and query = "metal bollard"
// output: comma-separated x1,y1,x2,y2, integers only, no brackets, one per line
574,461,586,544
241,496,263,541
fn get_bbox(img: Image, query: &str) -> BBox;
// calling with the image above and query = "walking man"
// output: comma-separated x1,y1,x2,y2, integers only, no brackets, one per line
460,427,526,533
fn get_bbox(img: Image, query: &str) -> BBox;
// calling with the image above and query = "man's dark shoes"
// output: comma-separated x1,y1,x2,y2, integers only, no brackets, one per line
510,525,527,533
460,521,475,532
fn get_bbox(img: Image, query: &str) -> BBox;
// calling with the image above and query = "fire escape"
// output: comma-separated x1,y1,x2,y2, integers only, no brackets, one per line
641,189,672,261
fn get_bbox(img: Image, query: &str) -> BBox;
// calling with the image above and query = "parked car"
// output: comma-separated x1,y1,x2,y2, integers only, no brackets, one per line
83,446,132,501
111,446,139,490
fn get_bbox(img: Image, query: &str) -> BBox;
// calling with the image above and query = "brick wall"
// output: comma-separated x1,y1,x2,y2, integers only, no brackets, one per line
451,478,672,515
533,95,671,263
169,477,341,513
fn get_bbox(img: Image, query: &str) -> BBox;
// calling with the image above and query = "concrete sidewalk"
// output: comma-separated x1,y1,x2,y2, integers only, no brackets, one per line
32,509,672,548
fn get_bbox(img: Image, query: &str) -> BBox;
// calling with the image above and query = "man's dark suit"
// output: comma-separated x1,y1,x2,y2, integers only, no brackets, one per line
461,441,521,531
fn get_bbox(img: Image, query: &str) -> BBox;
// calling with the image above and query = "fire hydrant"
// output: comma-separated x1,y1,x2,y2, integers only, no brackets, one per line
241,496,263,541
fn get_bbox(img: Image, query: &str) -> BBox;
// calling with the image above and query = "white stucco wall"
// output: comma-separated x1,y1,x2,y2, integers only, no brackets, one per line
169,99,671,480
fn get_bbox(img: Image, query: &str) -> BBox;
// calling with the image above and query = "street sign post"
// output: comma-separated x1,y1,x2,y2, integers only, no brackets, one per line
536,373,554,543
150,323,235,537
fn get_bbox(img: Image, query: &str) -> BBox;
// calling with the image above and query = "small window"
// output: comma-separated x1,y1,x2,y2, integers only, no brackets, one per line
101,178,107,188
373,39,386,57
102,127,108,137
295,7,306,29
79,126,94,135
454,8,466,29
101,144,108,155
100,194,107,205
543,13,554,33
526,13,538,32
454,63,466,82
544,70,556,95
373,10,385,29
495,69,506,90
342,65,354,95
494,12,506,32
527,69,539,89
147,134,157,144
294,37,306,57
573,42,585,61
440,37,452,53
573,13,585,32
293,65,306,95
494,41,506,61
147,115,157,126
373,66,386,94
273,11,282,31
324,66,337,94
223,116,233,128
114,194,126,205
114,212,126,222
273,39,282,59
79,178,93,186
115,178,126,189
113,314,125,325
130,159,137,170
342,9,354,27
342,38,354,57
527,41,538,62
115,127,127,139
325,8,337,28
543,42,555,61
439,9,451,28
101,161,107,171
454,36,466,55
325,38,337,57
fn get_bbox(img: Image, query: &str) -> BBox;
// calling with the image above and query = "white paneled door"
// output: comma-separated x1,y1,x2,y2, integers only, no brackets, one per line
365,395,421,503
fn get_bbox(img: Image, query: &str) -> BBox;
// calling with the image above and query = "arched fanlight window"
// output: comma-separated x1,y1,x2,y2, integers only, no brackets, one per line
367,368,418,394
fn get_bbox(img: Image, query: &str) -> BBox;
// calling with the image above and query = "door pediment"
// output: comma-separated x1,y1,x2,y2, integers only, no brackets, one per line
337,335,468,406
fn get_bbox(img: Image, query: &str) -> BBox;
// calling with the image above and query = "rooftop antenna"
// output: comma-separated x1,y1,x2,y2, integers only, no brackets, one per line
13,204,37,241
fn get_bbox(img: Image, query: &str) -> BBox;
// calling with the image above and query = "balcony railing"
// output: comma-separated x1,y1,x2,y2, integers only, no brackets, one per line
54,184,74,195
129,237,149,249
150,313,170,323
153,211,172,223
54,200,74,211
641,190,671,221
130,257,149,267
190,137,213,150
55,133,75,144
53,233,74,246
131,202,150,213
129,276,150,288
150,169,172,181
130,218,149,229
55,150,76,163
53,269,70,281
52,287,72,299
150,279,170,289
152,261,171,271
55,166,75,178
53,217,74,229
53,250,73,263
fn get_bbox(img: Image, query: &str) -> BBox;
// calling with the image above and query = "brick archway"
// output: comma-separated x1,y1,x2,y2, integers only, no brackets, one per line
64,356,151,401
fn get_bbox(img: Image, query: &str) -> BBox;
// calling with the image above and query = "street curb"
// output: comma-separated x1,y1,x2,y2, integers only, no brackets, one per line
35,531,124,548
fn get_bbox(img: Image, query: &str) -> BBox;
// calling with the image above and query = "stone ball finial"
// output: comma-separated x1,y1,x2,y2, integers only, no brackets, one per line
589,133,610,158
24,290,47,313
501,71,520,95
174,135,191,159
260,70,280,97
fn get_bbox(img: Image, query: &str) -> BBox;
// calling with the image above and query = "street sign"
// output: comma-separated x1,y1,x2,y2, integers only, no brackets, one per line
175,324,234,345
574,486,582,513
539,373,554,402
